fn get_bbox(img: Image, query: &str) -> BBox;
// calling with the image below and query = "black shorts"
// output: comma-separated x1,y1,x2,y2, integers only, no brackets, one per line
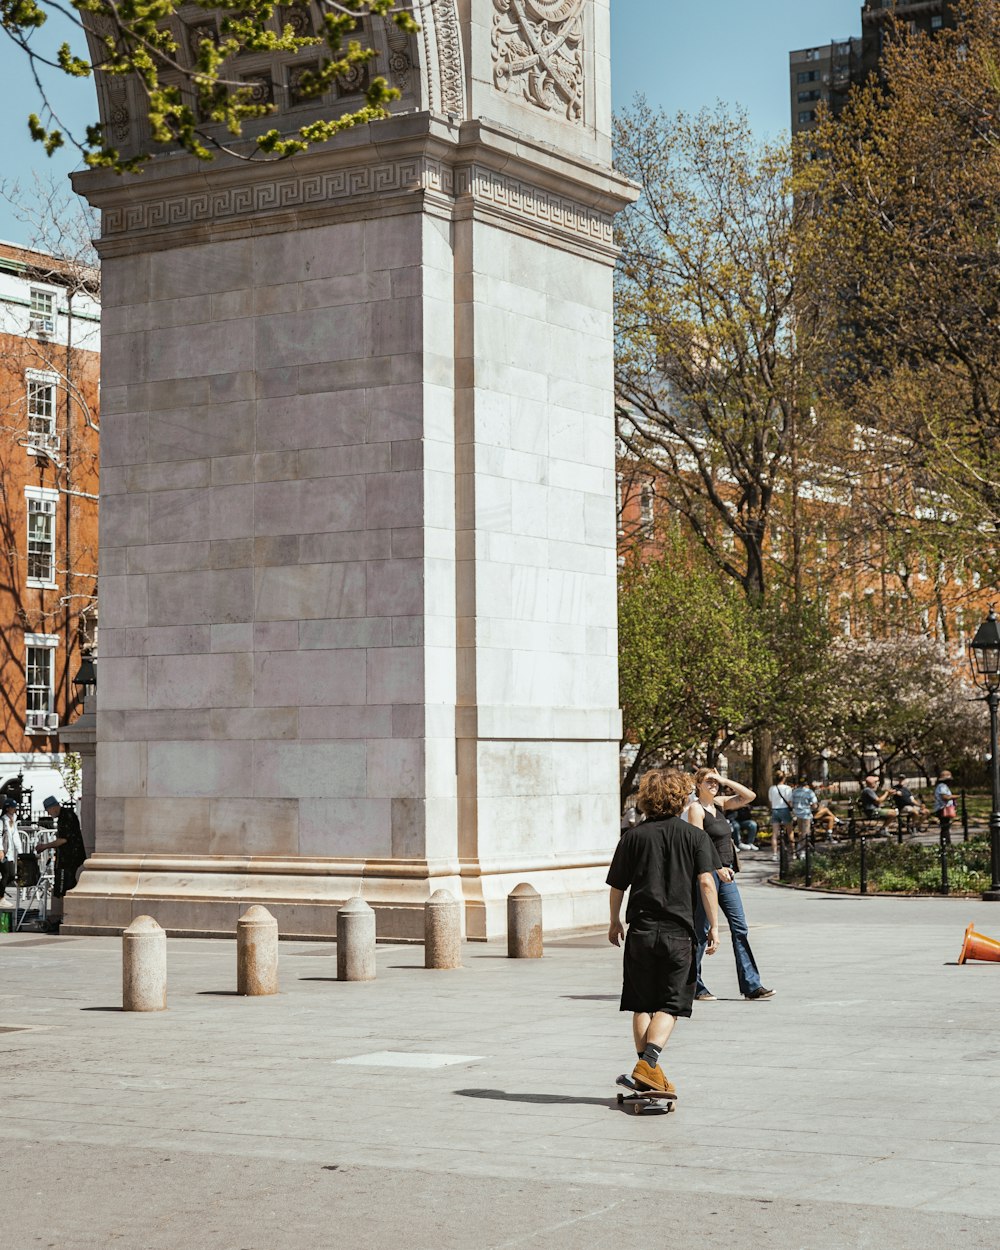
620,919,697,1018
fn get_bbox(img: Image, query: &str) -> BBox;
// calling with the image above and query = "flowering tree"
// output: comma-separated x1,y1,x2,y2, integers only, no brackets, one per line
825,636,983,782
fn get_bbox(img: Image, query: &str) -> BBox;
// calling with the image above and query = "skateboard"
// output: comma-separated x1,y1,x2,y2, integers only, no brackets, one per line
615,1074,677,1116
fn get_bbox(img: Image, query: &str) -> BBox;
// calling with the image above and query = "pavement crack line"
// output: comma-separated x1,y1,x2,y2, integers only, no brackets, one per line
490,1198,627,1248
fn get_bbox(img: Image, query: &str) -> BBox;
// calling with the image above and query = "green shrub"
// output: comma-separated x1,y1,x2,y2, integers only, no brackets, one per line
785,837,992,895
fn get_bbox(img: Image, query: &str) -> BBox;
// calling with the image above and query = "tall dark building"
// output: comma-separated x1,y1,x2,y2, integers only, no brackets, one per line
789,1,956,137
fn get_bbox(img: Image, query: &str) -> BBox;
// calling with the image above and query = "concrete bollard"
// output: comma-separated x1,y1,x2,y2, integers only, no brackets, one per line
237,905,279,996
122,915,167,1012
424,889,462,969
337,896,376,981
507,883,543,959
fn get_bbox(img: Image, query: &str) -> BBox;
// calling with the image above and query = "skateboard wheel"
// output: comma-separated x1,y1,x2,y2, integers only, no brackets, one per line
632,1103,642,1115
616,1093,624,1105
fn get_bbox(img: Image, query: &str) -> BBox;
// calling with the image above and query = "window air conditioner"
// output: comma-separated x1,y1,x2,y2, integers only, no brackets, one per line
29,316,54,337
45,712,59,732
27,432,60,456
26,711,47,732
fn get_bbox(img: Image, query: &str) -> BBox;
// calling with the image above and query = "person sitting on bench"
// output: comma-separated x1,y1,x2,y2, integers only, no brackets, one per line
860,776,895,827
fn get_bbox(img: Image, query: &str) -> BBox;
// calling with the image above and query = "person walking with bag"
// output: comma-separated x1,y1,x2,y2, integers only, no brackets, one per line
686,768,774,1002
934,771,957,846
768,771,793,862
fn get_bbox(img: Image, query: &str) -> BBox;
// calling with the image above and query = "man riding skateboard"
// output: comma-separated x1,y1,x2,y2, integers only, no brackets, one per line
608,767,719,1098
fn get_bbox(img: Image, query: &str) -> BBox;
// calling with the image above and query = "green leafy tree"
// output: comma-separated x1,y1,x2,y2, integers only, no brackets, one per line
614,102,842,790
796,0,1000,552
615,102,834,606
1,0,418,171
758,597,838,776
618,529,776,802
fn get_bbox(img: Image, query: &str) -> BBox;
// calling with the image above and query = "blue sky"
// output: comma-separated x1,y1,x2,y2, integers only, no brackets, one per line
0,0,862,246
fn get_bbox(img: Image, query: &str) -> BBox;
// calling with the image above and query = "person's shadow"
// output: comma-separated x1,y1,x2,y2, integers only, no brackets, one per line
454,1087,619,1110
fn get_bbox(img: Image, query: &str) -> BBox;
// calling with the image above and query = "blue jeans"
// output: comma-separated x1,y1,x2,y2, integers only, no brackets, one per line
695,873,762,997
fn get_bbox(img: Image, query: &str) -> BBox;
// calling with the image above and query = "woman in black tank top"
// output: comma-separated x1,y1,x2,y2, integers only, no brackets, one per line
685,768,774,1001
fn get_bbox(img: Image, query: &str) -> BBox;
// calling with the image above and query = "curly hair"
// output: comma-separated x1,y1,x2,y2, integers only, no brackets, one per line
636,768,695,819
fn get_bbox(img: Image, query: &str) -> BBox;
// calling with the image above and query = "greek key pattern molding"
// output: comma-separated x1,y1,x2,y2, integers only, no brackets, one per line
492,0,585,124
101,157,614,248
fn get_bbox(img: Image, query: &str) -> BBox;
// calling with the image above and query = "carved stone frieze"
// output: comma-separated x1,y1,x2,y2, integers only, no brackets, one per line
386,25,412,93
492,0,584,123
98,155,614,253
434,0,466,118
417,0,465,119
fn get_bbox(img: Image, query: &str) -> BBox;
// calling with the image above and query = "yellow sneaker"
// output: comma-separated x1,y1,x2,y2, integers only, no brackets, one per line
630,1059,677,1097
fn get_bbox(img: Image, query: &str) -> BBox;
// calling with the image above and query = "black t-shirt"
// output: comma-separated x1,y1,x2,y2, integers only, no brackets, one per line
606,816,715,939
893,786,914,811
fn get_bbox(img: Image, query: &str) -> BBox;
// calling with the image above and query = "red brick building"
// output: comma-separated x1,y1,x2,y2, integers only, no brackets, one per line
0,241,100,810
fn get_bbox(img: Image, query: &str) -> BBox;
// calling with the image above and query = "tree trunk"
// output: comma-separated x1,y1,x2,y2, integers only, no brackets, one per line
752,726,773,798
620,749,648,807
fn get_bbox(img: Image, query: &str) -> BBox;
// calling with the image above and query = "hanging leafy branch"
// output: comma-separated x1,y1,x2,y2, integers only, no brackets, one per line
1,0,419,171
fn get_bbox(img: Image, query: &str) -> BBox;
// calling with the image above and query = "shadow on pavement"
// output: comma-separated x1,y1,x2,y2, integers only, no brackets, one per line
454,1087,611,1108
561,994,618,1001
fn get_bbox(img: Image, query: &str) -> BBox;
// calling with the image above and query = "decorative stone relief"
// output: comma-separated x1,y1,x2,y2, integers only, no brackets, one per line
87,13,133,144
277,4,316,40
492,0,584,123
240,73,275,107
386,24,412,93
434,0,466,118
99,157,614,252
416,0,465,119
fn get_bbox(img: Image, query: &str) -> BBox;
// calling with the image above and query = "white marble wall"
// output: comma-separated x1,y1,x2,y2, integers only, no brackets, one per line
455,219,621,879
96,209,461,865
67,0,635,938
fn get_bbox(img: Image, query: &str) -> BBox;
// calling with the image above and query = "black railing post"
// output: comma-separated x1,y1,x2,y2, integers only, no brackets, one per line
804,833,812,888
961,789,969,843
859,835,868,895
897,810,904,845
848,812,856,845
940,829,950,896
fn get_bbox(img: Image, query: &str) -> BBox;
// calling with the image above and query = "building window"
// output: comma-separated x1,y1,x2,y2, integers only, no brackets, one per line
798,90,821,102
815,523,827,560
26,490,57,586
931,15,943,29
639,484,654,536
26,370,59,447
797,70,818,83
798,111,816,125
29,287,55,334
25,634,58,732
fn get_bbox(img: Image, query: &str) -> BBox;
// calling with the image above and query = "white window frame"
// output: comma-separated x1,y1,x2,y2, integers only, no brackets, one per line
639,483,655,537
29,287,56,335
26,369,59,447
25,486,58,589
25,633,58,733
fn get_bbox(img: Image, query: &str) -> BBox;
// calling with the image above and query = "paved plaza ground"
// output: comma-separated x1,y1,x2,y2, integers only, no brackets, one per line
4,858,1000,1248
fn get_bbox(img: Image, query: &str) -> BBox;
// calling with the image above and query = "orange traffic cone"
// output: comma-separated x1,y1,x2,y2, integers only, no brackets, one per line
958,923,1000,964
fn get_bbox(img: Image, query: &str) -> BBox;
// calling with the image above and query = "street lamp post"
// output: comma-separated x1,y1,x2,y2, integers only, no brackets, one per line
968,607,1000,901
